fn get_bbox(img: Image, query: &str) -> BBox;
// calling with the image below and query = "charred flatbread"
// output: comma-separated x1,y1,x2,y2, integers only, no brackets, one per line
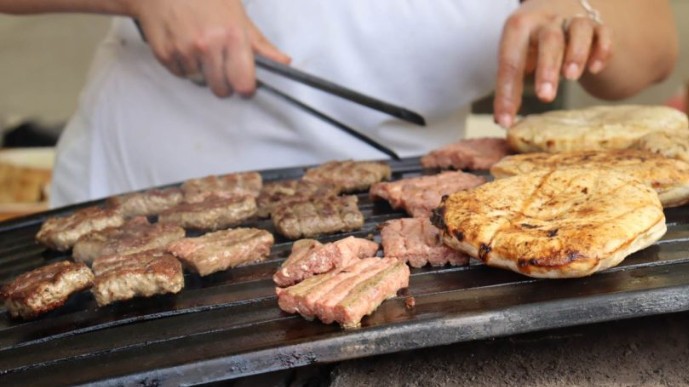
490,149,689,208
432,168,666,278
507,105,688,153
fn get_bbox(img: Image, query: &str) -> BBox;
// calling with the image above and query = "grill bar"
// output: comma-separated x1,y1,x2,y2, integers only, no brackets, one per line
1,157,689,385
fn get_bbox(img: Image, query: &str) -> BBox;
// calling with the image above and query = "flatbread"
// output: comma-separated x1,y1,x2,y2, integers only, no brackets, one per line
507,105,689,153
634,131,689,163
490,149,689,208
432,168,666,278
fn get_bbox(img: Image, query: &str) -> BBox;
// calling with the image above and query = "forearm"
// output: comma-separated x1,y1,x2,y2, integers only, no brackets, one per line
0,0,133,16
577,0,678,99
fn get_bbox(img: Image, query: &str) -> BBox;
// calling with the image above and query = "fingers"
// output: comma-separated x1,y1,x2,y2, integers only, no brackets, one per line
494,15,532,129
249,23,291,65
534,17,565,102
562,17,594,80
587,23,613,74
223,28,256,96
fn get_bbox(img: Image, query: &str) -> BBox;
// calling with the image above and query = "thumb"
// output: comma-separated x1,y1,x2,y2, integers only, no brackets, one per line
248,23,291,64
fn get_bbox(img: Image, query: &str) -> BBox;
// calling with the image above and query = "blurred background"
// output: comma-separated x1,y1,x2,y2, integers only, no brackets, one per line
0,1,687,218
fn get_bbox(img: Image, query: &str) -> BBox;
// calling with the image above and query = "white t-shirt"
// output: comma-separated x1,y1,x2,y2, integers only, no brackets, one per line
51,0,518,207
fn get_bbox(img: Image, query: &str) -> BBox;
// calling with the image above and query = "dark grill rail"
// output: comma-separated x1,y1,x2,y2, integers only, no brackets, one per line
2,157,689,386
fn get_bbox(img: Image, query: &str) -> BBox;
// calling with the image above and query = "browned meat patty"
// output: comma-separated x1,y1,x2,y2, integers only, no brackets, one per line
36,207,126,251
370,171,486,217
158,194,257,231
167,228,274,276
257,179,341,218
303,160,391,192
1,261,94,319
181,172,262,203
421,137,510,170
273,236,379,287
381,218,469,268
272,195,364,239
91,250,184,306
72,217,186,264
106,187,183,217
276,257,410,329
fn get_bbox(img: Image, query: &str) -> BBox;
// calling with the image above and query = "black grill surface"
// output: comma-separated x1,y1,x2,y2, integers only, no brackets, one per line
2,157,689,386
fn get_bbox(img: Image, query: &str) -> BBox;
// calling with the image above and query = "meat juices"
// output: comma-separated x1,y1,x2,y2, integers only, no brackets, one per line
276,257,410,329
158,195,257,231
106,187,183,217
181,172,262,203
36,207,126,251
370,171,486,218
380,218,469,268
1,261,94,319
72,216,185,264
167,228,274,276
420,137,510,170
273,236,380,287
257,179,341,218
272,195,364,239
91,250,184,306
303,160,391,192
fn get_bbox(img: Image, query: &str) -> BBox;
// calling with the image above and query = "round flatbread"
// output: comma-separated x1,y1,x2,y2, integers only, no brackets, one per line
634,131,689,163
490,149,689,208
507,105,689,153
432,168,666,278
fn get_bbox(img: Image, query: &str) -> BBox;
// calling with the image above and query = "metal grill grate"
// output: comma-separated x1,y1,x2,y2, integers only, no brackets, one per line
2,157,689,386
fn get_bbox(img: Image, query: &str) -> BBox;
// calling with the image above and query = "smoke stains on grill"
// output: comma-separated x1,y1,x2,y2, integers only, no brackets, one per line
478,243,491,260
547,229,559,237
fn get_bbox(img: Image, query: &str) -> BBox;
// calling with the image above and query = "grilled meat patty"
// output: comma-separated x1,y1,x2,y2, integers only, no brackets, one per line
158,194,257,230
91,250,184,306
381,218,469,268
1,261,94,319
276,257,410,329
303,160,391,193
72,216,185,264
167,228,274,276
272,195,364,239
433,168,666,278
507,105,689,153
491,149,689,208
36,207,125,251
370,171,485,218
273,236,379,287
106,187,183,217
420,137,510,170
181,172,262,203
257,179,341,218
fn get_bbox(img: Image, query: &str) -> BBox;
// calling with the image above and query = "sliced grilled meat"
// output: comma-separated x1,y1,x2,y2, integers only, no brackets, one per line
370,171,485,217
36,207,125,251
181,171,262,203
106,187,183,217
1,261,94,319
381,218,469,268
91,250,184,306
167,228,274,276
273,236,379,287
158,194,257,231
303,160,391,192
272,195,364,239
276,257,409,329
72,216,185,264
421,137,510,170
257,179,341,218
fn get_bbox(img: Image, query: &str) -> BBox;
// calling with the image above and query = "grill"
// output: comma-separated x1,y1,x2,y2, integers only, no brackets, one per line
2,157,689,386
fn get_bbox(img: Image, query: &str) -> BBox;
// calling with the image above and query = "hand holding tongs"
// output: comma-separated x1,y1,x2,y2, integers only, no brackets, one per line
134,20,425,160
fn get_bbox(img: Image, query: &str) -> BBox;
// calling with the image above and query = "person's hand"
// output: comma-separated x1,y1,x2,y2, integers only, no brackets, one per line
126,0,290,97
493,0,612,128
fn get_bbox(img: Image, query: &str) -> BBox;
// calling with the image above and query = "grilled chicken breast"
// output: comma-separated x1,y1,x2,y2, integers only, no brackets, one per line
491,149,689,208
433,168,666,278
507,105,689,154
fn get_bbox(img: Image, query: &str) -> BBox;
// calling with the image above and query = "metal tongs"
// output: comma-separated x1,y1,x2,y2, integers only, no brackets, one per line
134,21,425,160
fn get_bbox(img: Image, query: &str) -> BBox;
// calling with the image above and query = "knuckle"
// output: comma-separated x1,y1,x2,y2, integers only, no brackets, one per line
505,13,529,32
